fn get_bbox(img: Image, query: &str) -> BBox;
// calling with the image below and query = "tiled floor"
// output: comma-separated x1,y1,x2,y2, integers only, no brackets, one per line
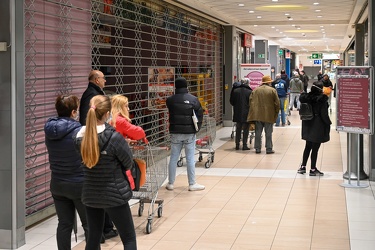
18,97,375,250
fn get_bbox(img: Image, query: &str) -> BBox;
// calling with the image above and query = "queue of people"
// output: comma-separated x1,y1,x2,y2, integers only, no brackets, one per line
230,70,332,176
45,68,332,249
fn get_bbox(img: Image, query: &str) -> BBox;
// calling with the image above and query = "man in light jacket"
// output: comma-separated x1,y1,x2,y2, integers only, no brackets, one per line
247,75,280,154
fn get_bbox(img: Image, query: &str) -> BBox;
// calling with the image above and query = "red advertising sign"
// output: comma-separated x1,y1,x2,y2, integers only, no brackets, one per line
336,66,373,134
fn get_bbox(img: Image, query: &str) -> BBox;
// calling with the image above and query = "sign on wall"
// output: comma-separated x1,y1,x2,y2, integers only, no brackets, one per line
148,67,175,109
240,64,271,90
336,66,373,134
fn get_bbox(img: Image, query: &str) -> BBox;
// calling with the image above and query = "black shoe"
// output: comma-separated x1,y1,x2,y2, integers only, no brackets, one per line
255,149,261,154
243,146,250,150
104,229,118,240
297,166,306,174
100,234,105,244
309,169,324,176
266,150,275,154
235,145,240,150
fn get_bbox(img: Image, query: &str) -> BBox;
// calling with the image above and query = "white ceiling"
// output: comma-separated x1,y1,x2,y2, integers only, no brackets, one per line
172,0,368,55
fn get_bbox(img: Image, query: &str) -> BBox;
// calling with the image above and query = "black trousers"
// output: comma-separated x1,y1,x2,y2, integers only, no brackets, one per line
50,179,88,250
235,122,250,146
85,203,137,250
301,140,321,169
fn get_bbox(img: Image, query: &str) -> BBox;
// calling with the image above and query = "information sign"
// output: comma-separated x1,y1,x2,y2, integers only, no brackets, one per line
240,64,271,90
336,66,373,134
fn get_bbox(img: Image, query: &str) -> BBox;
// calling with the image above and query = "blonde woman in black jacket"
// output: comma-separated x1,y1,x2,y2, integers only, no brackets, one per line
297,81,331,176
74,95,136,250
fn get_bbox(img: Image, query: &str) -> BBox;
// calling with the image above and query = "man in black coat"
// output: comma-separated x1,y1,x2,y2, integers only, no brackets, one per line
79,70,118,242
79,70,106,125
230,78,252,150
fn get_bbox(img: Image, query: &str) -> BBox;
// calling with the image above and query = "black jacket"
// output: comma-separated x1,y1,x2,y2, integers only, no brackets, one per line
280,73,290,86
230,84,252,122
74,124,133,208
44,117,83,182
79,82,105,125
299,93,331,143
166,88,203,134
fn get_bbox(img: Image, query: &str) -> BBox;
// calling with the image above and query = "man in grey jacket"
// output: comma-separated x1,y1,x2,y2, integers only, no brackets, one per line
288,72,304,111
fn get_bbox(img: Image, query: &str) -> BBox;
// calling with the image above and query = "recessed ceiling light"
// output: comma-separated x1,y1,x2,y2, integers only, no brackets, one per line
272,0,279,2
249,10,254,13
315,9,321,12
254,25,258,27
257,16,262,19
317,15,323,18
238,4,245,7
271,26,275,28
285,13,290,16
313,3,320,5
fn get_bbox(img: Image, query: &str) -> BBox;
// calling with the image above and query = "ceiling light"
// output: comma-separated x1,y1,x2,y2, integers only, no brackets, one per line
272,0,279,2
249,10,254,13
257,16,262,19
254,25,258,27
313,3,320,5
285,13,290,16
238,4,245,7
315,9,321,12
271,26,275,28
317,15,323,18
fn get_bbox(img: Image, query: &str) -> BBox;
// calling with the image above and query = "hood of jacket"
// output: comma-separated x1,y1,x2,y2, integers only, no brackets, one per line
44,117,81,140
300,92,328,104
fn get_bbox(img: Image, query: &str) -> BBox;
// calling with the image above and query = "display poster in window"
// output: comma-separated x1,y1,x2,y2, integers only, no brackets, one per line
336,66,373,134
148,67,175,110
240,64,271,90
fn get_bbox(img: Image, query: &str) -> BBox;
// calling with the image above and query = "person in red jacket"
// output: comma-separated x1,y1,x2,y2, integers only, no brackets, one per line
110,94,147,143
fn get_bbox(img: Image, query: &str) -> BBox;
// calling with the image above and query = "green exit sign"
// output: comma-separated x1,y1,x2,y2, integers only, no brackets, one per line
278,49,283,55
258,54,265,58
311,53,322,59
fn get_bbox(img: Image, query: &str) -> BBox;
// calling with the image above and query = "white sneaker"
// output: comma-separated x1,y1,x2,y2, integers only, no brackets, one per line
188,183,205,191
166,183,174,191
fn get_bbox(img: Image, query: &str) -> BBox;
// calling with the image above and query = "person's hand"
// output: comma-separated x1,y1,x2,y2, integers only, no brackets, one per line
125,138,137,145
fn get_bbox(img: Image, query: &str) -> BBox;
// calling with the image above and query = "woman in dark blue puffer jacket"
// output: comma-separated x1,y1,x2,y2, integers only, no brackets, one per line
44,95,88,250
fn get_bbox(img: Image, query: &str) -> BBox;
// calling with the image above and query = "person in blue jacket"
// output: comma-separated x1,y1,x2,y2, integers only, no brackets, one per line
44,95,88,250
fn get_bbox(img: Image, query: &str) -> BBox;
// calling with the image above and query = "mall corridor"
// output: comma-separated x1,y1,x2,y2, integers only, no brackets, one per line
17,96,375,250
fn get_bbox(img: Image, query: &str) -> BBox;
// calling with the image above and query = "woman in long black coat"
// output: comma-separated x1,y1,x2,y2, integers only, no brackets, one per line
297,81,331,176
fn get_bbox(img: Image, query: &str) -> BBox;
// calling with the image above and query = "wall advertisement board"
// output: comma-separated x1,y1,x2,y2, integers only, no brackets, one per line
336,66,373,134
240,64,271,90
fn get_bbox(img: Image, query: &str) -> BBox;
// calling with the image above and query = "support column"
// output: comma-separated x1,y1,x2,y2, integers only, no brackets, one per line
0,0,26,248
254,39,268,64
223,26,238,126
269,45,280,78
369,0,375,180
344,23,368,180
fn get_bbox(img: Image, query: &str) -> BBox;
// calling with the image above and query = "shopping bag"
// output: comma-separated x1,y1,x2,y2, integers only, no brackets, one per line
132,158,146,191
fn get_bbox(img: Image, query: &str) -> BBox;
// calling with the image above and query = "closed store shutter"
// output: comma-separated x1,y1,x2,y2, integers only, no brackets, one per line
24,0,223,225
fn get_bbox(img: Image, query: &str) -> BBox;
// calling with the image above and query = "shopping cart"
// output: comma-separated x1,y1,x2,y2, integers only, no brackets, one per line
177,114,216,168
131,143,168,234
230,122,256,145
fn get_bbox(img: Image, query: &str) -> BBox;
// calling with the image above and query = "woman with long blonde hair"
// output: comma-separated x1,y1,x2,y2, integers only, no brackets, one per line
74,95,137,250
110,94,147,142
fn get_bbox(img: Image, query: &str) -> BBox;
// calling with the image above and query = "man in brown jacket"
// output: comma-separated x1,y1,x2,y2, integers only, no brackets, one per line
247,75,280,154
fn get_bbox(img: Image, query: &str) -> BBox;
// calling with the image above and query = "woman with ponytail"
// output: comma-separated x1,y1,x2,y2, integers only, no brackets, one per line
74,95,137,250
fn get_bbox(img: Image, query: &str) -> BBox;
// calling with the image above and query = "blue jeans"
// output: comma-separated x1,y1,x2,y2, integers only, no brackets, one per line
276,97,286,125
168,134,196,185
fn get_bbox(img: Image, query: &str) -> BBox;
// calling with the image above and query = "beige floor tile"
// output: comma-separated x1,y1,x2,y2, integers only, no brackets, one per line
150,240,195,250
161,229,203,242
311,237,350,249
205,222,244,234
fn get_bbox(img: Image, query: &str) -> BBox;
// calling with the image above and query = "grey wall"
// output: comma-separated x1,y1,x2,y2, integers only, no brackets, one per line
0,0,26,248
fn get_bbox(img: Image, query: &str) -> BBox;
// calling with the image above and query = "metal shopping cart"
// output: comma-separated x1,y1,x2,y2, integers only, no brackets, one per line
230,122,256,145
131,143,168,234
177,114,216,168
